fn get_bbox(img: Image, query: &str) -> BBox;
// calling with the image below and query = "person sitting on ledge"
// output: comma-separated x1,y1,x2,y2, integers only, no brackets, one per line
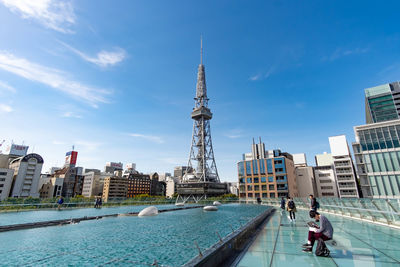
302,210,333,253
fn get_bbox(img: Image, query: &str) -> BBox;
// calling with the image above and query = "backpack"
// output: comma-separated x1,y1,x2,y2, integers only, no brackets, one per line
316,201,320,209
288,200,295,209
315,239,330,257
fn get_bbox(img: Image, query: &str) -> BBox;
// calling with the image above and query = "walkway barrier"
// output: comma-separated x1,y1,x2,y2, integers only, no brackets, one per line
243,197,400,227
183,207,275,267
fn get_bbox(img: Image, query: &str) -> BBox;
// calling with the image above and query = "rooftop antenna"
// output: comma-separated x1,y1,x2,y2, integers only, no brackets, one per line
72,145,75,151
252,137,255,145
200,35,203,65
259,136,262,144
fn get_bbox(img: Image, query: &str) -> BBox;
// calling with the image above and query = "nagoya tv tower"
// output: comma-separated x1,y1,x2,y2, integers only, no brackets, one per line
177,38,227,203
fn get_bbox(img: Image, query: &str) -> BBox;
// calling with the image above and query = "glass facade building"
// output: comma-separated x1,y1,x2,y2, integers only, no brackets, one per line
353,120,400,199
238,146,298,199
365,82,400,124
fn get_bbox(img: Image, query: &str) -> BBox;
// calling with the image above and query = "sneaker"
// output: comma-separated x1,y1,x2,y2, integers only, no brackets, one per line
302,247,312,253
302,243,312,248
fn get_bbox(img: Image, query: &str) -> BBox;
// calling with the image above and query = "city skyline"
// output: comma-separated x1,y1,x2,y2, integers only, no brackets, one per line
1,1,400,182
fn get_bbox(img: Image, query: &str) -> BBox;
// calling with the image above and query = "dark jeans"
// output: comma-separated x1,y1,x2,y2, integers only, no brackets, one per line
308,231,329,247
289,211,295,219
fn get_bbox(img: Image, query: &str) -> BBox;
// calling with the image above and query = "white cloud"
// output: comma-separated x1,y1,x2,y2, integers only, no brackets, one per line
60,42,126,67
249,66,275,81
322,47,369,61
0,80,16,93
0,104,12,113
129,133,164,144
0,52,112,108
62,111,82,119
0,0,75,33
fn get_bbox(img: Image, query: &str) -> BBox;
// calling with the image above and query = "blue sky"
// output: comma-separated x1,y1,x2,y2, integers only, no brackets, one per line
0,1,400,182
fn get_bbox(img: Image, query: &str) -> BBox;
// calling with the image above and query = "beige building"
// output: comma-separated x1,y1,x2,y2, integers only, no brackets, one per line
102,176,128,202
0,168,14,200
38,175,63,199
314,153,339,197
82,170,112,197
293,153,317,198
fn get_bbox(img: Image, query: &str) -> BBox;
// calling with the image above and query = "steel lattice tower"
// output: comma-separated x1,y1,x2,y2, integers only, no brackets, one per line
183,38,220,183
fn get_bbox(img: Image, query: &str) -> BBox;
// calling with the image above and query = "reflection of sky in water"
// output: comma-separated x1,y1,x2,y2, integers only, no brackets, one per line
0,204,183,226
0,204,269,266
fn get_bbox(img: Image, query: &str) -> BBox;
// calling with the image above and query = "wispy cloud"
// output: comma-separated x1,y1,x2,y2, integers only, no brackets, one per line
52,140,66,145
249,67,275,81
224,129,244,139
75,141,103,151
0,104,12,113
0,80,16,93
62,111,82,119
60,42,126,67
0,0,76,33
129,133,164,144
0,52,112,108
322,47,369,62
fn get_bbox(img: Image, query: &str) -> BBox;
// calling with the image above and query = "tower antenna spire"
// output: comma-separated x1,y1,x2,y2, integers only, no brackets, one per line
200,35,203,65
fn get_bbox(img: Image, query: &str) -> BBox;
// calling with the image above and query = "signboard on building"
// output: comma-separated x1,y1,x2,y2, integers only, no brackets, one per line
106,162,123,170
8,144,29,157
65,151,78,165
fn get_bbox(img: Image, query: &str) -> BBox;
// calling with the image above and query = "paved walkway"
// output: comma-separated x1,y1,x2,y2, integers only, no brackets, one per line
237,208,400,266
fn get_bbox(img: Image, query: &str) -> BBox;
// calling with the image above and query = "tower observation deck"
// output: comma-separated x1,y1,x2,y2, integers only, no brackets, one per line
176,39,227,203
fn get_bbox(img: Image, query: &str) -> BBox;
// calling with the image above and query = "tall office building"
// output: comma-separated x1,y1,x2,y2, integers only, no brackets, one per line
104,162,123,173
0,168,14,200
238,140,298,199
365,82,400,124
352,120,400,198
82,170,112,197
9,153,44,198
314,153,339,197
329,135,360,198
293,153,317,198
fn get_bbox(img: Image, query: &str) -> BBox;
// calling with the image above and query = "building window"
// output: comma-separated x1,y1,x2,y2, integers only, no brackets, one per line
247,193,253,198
262,193,267,198
255,193,260,198
262,185,267,191
261,177,266,183
238,162,244,177
252,160,258,175
254,177,259,183
267,159,273,174
268,176,274,182
247,185,252,191
247,178,252,183
254,185,260,191
259,159,265,174
270,193,276,198
239,178,245,183
269,184,275,190
245,161,251,175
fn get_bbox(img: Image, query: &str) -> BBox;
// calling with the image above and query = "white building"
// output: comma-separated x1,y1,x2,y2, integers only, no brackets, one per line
314,153,339,197
0,168,14,200
293,153,317,198
82,170,112,197
166,176,179,198
9,153,44,198
329,135,360,198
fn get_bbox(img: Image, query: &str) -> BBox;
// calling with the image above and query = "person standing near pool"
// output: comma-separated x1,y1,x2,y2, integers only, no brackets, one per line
57,196,64,210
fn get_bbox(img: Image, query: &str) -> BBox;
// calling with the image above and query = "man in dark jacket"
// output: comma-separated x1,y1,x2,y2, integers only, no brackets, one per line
302,210,333,252
309,194,317,211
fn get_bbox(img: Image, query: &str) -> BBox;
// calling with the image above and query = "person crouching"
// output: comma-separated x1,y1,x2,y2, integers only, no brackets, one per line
302,210,334,253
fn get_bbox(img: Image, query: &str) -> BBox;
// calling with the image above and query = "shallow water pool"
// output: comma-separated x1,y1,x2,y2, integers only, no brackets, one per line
0,204,270,266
